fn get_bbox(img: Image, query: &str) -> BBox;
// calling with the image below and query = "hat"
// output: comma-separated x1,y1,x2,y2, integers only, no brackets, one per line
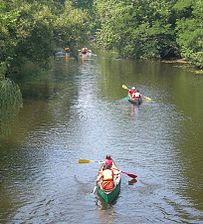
132,87,136,90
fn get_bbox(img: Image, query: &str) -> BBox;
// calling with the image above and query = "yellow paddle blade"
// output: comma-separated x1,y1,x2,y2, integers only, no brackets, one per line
122,84,129,90
78,159,92,164
143,96,152,101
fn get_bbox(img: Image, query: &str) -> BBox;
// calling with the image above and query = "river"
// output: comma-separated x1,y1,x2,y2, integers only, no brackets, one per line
0,52,203,223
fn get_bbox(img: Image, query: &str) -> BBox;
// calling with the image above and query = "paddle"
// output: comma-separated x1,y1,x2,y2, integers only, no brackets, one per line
121,84,152,101
78,159,137,179
78,159,102,164
121,171,137,179
92,185,97,194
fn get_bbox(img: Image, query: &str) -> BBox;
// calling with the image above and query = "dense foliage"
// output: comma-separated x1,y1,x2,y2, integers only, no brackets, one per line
174,0,203,68
0,0,92,133
0,79,22,137
0,0,91,78
93,0,202,68
0,0,202,78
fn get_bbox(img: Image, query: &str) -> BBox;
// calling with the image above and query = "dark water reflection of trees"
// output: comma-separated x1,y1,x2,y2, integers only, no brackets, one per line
0,79,22,138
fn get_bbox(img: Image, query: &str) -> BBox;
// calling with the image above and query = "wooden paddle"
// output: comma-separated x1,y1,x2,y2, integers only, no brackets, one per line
121,84,152,101
78,159,137,179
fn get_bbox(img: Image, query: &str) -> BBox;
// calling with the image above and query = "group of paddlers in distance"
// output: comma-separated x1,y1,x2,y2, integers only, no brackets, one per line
96,155,121,191
62,47,93,55
128,86,142,101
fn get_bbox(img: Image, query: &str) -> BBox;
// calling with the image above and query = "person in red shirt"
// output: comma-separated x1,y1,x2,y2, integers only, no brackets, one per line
104,155,120,176
104,154,113,166
128,87,136,99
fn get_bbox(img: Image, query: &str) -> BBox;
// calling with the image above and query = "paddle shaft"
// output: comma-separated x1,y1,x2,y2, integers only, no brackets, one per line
78,159,137,179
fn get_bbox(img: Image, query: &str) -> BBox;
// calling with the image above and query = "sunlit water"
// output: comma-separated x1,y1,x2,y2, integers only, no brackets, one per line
0,54,203,223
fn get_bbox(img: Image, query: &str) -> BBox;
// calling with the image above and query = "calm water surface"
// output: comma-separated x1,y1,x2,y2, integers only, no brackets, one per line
0,53,203,224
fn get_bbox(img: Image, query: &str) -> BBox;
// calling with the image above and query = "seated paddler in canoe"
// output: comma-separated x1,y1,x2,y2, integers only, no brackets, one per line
96,155,121,191
128,87,142,105
79,47,91,55
78,47,97,57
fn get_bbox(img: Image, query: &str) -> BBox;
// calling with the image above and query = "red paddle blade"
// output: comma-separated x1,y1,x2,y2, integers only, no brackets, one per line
121,171,137,179
127,173,137,179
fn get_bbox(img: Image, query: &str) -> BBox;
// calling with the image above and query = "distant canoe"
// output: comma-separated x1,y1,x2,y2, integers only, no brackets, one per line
55,51,70,57
79,52,97,57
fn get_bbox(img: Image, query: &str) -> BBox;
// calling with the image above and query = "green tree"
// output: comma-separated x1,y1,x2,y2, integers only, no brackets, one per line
54,1,91,50
0,2,19,78
174,0,203,68
94,0,179,59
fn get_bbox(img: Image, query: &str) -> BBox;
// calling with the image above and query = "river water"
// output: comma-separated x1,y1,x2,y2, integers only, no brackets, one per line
0,53,203,223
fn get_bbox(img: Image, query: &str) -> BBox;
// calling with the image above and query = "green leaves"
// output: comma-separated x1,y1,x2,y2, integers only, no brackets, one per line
175,0,203,68
94,0,178,59
93,0,202,67
0,79,23,137
54,1,90,48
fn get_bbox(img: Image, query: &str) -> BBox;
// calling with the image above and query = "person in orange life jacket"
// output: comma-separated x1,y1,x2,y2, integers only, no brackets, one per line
96,164,115,191
128,86,136,99
134,89,142,100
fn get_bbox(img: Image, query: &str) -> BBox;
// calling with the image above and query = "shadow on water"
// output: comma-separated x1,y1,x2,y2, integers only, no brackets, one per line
128,178,137,185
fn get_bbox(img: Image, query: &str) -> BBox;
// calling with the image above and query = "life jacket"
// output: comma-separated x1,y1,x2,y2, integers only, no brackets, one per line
135,92,140,98
102,169,113,180
101,169,114,190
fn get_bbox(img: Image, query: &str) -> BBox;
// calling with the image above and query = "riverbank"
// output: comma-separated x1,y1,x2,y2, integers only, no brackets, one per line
161,58,203,75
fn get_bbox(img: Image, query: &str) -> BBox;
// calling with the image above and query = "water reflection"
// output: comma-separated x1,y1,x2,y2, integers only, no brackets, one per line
128,178,137,185
0,55,203,223
0,79,22,137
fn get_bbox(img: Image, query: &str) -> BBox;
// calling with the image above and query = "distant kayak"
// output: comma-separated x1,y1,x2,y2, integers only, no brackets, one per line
55,51,71,57
79,52,97,57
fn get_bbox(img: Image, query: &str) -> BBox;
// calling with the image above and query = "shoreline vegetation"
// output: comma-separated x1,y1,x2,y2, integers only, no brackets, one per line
161,59,203,75
0,0,202,81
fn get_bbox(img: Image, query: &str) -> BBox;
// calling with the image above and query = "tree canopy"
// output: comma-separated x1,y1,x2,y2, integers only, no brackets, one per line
0,0,91,78
0,0,202,78
93,0,202,68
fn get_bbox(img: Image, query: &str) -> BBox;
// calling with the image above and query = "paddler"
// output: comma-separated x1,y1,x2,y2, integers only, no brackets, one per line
96,164,115,191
